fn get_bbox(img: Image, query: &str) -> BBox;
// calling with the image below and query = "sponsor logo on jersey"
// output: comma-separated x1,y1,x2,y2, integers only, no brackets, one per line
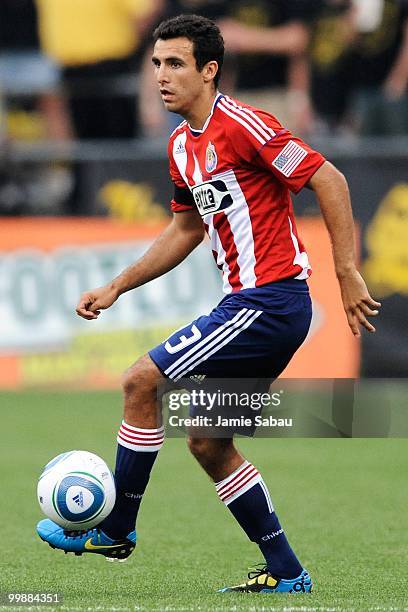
192,180,233,216
205,141,218,173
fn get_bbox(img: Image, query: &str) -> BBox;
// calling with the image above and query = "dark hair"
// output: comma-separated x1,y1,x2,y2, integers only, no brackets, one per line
153,14,224,88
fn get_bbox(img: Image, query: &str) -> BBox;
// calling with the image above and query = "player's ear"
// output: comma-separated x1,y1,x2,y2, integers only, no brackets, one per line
202,61,218,84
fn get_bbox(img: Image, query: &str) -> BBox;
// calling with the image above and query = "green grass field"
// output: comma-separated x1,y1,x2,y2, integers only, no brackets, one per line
1,391,407,611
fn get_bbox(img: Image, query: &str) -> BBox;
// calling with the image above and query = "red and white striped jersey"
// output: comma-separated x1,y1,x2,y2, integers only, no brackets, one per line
169,93,325,294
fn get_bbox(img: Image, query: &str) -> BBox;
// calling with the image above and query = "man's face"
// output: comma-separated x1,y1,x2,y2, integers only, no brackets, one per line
152,37,208,116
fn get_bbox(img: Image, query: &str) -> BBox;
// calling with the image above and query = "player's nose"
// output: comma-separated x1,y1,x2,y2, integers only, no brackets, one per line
156,65,170,84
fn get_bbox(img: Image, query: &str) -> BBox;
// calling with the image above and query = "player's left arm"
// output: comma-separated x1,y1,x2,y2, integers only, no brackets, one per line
307,161,381,337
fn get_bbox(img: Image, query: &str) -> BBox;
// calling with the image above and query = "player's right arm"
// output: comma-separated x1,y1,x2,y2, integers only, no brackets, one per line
76,208,204,320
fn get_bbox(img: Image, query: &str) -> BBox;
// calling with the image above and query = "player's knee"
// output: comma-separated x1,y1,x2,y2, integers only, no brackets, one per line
188,437,236,478
187,436,212,461
122,364,142,396
187,437,230,463
121,355,160,398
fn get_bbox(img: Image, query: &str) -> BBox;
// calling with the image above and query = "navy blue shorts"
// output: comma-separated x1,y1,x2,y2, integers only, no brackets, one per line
149,279,312,383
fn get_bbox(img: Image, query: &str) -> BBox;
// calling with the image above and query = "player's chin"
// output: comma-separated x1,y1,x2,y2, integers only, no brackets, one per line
164,101,181,114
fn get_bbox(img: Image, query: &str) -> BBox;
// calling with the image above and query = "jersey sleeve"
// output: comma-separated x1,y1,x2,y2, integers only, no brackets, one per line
168,139,196,213
229,108,326,193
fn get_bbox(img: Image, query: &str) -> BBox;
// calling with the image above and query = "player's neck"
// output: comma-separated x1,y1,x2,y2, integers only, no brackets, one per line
184,90,218,130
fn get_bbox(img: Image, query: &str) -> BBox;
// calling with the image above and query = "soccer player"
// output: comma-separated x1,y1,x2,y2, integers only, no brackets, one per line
37,14,381,594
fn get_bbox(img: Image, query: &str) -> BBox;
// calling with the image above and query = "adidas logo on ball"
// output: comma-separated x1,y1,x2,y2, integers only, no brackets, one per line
72,491,84,508
37,450,116,530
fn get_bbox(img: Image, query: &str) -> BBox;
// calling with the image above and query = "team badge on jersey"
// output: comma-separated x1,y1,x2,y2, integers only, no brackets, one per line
205,141,218,173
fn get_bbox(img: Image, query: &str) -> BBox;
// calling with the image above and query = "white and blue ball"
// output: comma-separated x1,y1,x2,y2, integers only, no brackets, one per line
37,450,116,530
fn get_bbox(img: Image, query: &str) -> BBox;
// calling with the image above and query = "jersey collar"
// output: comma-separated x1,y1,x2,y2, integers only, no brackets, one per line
188,92,224,136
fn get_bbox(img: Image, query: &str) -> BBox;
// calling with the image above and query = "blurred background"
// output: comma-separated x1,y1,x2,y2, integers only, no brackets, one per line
0,0,407,389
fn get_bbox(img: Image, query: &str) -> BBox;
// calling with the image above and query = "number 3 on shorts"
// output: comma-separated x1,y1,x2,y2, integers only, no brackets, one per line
164,324,202,354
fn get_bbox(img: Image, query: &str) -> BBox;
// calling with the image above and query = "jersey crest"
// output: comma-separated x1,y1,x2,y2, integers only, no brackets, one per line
205,141,218,173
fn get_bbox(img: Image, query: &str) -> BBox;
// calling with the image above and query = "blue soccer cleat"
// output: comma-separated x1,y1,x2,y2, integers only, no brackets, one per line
37,519,136,562
218,565,313,593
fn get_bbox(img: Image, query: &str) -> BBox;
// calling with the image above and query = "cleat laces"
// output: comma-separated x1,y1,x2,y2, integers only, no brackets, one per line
63,528,97,539
247,563,269,580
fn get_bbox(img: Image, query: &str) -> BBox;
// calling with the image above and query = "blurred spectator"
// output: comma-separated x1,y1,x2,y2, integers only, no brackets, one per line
0,0,38,50
219,0,313,132
0,0,67,140
139,0,313,136
159,0,229,22
308,0,357,135
36,0,164,139
0,85,5,144
0,0,73,217
351,0,408,135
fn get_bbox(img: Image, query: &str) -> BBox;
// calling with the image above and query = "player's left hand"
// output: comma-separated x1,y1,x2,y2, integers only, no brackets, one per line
337,268,381,337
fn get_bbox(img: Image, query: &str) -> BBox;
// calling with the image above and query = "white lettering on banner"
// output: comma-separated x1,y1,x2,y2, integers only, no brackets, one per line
0,243,220,352
165,325,202,354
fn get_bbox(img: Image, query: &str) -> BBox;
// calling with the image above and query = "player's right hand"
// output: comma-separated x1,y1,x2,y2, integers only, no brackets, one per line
76,286,119,320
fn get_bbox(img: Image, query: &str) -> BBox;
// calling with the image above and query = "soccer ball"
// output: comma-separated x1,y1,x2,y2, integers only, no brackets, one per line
37,450,116,530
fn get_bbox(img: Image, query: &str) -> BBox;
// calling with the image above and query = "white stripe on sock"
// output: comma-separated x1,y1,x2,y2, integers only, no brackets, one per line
216,461,261,505
259,480,274,513
117,422,164,452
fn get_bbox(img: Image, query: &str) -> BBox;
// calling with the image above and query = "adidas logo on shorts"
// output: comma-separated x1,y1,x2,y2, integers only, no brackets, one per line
189,374,206,384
